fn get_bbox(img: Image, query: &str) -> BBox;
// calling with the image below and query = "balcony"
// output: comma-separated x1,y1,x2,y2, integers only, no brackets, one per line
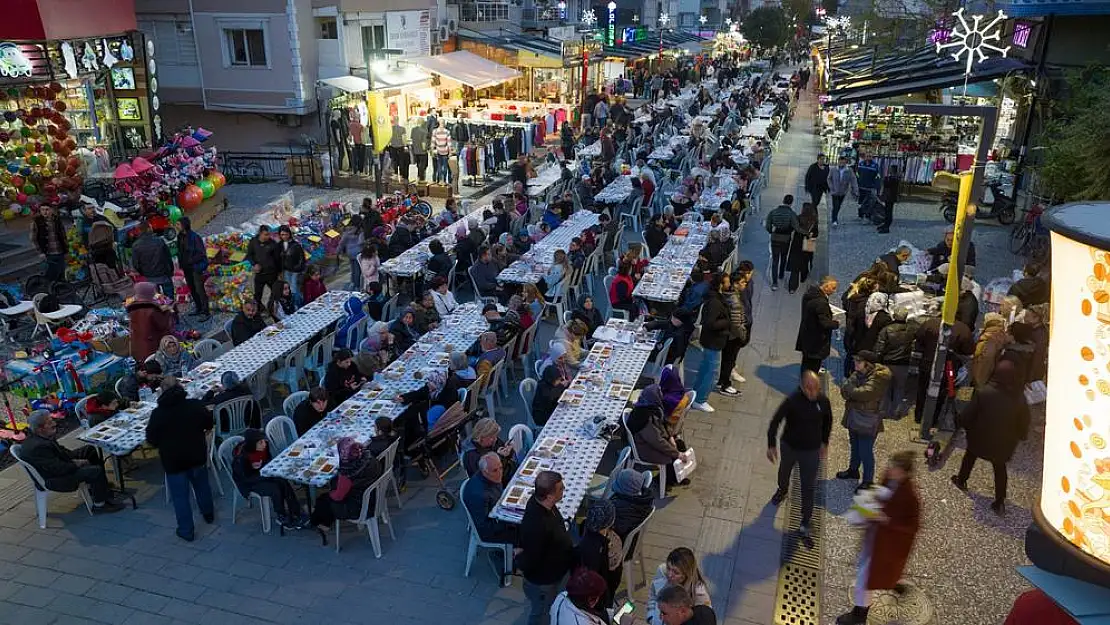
522,7,563,28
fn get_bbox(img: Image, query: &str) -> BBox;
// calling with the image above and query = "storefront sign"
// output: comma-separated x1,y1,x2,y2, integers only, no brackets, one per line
0,42,49,82
386,10,431,58
548,26,577,41
607,4,616,47
562,40,602,64
1012,21,1031,47
620,27,649,44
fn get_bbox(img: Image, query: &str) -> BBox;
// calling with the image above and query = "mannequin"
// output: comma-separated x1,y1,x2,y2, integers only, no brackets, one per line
329,109,349,171
348,108,365,174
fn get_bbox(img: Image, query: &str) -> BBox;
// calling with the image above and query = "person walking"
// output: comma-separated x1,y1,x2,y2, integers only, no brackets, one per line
836,451,921,625
175,217,210,320
690,274,731,413
246,225,281,304
764,195,800,291
145,377,215,541
31,204,68,282
913,313,973,425
715,272,749,397
826,156,858,227
951,360,1030,515
767,370,831,542
876,165,902,233
130,222,175,297
834,350,891,491
787,203,818,294
804,155,829,213
277,225,307,306
520,471,575,625
795,276,840,374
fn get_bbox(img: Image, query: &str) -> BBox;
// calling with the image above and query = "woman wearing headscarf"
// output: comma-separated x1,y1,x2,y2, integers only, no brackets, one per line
231,428,307,530
571,294,604,336
203,370,261,430
127,281,175,363
554,319,589,370
395,367,460,439
856,292,892,355
335,295,367,350
309,437,383,546
659,366,691,424
576,500,625,609
972,313,1010,387
626,385,690,486
461,417,518,483
609,469,655,541
155,336,196,377
532,343,571,426
390,308,421,354
356,321,395,377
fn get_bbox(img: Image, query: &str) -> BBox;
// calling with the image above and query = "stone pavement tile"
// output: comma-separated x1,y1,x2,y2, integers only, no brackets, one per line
50,573,98,596
47,593,136,624
51,617,100,625
119,589,171,614
156,597,209,622
83,580,134,604
696,517,744,557
266,585,318,609
9,563,62,588
724,584,778,625
194,589,286,621
117,572,205,602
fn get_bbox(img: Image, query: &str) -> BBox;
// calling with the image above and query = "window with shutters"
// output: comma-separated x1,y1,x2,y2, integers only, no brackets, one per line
137,18,198,67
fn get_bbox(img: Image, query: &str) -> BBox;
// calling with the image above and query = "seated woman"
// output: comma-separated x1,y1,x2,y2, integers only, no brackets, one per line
309,436,383,546
572,295,605,337
451,351,478,384
532,343,571,427
356,321,395,378
609,469,655,541
231,429,307,530
554,319,589,370
325,349,366,409
389,308,421,355
659,366,693,426
293,387,329,435
364,281,388,321
204,371,261,430
647,548,713,625
267,279,297,321
411,291,441,334
155,336,196,377
84,391,121,427
462,417,519,483
608,261,639,320
393,369,460,442
626,385,691,486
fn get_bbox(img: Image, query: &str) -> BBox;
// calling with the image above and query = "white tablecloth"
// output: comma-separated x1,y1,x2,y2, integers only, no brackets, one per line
381,207,487,278
578,140,601,159
498,211,599,284
634,223,711,302
261,302,490,486
78,291,364,457
524,162,574,198
594,175,633,204
491,318,658,523
693,176,740,213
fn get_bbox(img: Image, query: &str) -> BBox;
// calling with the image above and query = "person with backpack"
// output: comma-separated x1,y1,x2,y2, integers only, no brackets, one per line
764,195,801,292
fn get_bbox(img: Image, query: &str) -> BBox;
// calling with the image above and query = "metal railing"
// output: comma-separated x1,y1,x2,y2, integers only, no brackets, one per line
221,152,302,184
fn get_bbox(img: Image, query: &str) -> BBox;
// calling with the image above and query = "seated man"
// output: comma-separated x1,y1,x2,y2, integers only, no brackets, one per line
470,247,504,301
20,410,124,512
658,585,718,625
293,387,329,436
928,228,976,272
879,246,912,275
230,299,267,346
461,452,519,546
117,360,163,402
474,331,507,380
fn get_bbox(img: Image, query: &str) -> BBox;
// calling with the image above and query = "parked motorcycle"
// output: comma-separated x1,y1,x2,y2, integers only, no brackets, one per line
941,181,1016,225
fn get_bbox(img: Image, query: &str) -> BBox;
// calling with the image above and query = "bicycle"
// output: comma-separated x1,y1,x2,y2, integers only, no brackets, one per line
1009,204,1049,261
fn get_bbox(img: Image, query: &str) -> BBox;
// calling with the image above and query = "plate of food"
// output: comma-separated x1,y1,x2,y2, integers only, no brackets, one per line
607,384,633,400
560,390,585,406
517,457,554,484
502,484,534,509
368,400,392,413
534,437,569,457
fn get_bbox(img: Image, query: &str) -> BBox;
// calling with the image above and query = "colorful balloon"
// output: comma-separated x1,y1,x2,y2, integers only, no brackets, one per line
167,205,183,223
177,185,203,210
207,171,226,189
196,179,215,199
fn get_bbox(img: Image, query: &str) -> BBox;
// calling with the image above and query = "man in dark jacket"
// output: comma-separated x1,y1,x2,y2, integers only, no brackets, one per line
1007,263,1049,306
519,471,574,625
928,228,976,272
646,308,694,366
658,586,718,625
796,277,840,373
462,452,519,547
131,223,175,297
913,314,973,424
176,217,210,320
146,377,215,541
471,247,504,301
803,155,829,213
764,195,800,290
277,225,307,305
230,300,267,346
716,272,749,397
293,387,329,435
246,225,281,304
879,246,911,275
20,410,123,512
874,308,916,417
691,275,732,413
31,204,68,282
767,370,830,540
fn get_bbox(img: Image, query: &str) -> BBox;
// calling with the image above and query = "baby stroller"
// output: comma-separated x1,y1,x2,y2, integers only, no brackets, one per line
405,400,473,510
87,221,133,302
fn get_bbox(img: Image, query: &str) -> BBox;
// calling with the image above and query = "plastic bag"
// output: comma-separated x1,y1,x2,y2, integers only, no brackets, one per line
673,448,697,482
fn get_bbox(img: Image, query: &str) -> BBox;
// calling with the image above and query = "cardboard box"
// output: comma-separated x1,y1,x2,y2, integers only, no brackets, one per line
414,183,430,196
427,184,452,198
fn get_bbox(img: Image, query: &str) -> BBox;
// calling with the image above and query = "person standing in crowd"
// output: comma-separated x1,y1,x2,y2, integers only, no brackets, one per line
913,312,973,425
972,312,1009,387
246,225,281,304
410,122,429,182
835,350,891,491
20,410,124,513
358,243,381,290
594,96,610,129
31,204,68,282
873,307,916,418
339,221,364,289
690,274,731,413
277,225,307,305
788,203,819,294
951,360,1029,515
145,377,215,541
560,122,576,160
836,451,921,625
855,153,881,218
550,569,610,625
927,227,977,272
520,471,575,625
804,154,829,213
126,281,175,363
1007,263,1049,307
876,164,902,233
764,195,800,291
131,222,175,297
826,156,859,227
176,217,210,320
795,276,840,374
767,370,831,542
716,272,749,397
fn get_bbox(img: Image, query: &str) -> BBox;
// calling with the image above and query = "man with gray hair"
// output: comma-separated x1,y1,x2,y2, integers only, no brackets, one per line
19,410,123,512
462,452,520,547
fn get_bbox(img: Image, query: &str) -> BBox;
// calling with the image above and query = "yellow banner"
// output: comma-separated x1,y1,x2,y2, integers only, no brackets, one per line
941,172,974,325
368,92,391,153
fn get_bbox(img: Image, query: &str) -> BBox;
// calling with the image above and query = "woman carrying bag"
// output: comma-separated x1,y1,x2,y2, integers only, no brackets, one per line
788,203,819,294
834,350,891,492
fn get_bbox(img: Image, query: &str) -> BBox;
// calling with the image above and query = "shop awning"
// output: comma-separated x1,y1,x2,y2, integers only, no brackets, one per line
407,50,520,90
317,75,369,94
825,53,1030,106
369,64,431,90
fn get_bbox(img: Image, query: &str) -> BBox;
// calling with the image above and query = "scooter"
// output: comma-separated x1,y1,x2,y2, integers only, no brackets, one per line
941,181,1017,225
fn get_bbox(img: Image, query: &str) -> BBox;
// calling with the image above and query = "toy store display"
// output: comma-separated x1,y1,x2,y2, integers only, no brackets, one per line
3,334,128,400
112,127,221,216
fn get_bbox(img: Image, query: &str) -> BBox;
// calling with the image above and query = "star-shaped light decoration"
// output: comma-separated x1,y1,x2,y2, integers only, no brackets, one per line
935,8,1010,76
699,15,708,24
581,8,597,25
825,15,850,30
725,17,732,25
730,23,738,33
659,12,669,26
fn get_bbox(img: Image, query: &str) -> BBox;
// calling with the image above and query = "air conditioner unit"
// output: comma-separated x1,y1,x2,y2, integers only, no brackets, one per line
446,18,458,34
438,25,450,41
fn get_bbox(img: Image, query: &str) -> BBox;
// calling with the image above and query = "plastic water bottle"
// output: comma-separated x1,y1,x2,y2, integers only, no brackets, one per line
139,386,153,404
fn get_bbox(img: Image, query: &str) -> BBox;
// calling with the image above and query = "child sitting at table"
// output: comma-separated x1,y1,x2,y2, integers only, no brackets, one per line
302,265,327,304
231,429,308,530
84,391,122,427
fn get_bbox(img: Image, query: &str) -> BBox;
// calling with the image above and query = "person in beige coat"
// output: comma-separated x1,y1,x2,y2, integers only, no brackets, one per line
972,313,1010,387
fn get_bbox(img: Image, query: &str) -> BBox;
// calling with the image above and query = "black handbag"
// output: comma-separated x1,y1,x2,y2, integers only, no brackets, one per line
846,407,881,437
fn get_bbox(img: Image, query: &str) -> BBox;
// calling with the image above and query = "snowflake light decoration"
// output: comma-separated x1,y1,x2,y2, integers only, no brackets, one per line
699,15,708,24
936,8,1010,76
581,8,597,25
659,12,670,26
825,16,850,30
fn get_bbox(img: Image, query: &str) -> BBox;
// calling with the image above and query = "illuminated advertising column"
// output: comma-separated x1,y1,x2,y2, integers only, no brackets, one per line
1038,202,1110,579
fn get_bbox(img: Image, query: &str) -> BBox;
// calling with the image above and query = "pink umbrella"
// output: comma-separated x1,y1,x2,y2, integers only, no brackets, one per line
113,163,137,179
131,157,155,174
180,136,200,148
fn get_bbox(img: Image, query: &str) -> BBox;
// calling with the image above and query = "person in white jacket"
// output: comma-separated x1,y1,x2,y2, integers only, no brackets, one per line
646,548,713,624
550,569,610,625
430,276,459,317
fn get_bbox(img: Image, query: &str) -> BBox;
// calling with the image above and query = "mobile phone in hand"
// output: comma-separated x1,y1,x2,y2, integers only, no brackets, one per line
613,601,634,624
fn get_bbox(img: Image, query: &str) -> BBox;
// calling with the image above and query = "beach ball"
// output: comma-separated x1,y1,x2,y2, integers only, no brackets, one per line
177,185,203,210
207,171,225,190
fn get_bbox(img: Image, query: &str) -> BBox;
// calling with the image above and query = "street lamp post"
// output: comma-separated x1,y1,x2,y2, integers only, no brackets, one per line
581,9,598,129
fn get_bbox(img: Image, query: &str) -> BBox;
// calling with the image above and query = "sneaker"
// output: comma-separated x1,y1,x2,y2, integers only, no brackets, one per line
717,385,741,397
771,284,779,292
799,524,815,549
770,489,787,506
92,501,125,514
731,372,746,383
835,469,860,480
691,402,715,413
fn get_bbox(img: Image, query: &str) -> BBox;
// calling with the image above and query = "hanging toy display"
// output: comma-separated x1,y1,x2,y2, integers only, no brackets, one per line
0,82,86,214
110,126,220,216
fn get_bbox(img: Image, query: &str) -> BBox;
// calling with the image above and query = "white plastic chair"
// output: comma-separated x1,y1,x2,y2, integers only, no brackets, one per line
481,360,506,417
223,318,234,339
193,338,222,361
507,423,534,462
376,438,403,510
10,444,94,529
74,396,91,429
213,396,254,441
586,446,633,500
518,378,539,432
381,293,401,323
460,477,514,586
620,508,656,596
283,391,309,419
621,410,668,498
269,343,308,394
335,470,394,556
620,197,645,232
514,322,540,380
305,334,333,385
31,293,82,338
648,338,673,379
265,416,298,454
216,436,278,534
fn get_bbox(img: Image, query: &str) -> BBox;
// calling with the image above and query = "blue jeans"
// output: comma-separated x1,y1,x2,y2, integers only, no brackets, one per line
283,270,303,306
848,431,876,484
523,579,560,625
349,258,362,290
691,348,722,403
434,155,450,183
165,466,215,538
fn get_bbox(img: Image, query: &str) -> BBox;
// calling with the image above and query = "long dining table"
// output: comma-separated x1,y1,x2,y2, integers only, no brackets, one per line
497,210,599,285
